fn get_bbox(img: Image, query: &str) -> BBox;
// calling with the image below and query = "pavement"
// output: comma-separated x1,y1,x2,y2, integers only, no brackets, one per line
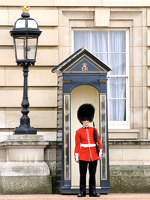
0,194,149,200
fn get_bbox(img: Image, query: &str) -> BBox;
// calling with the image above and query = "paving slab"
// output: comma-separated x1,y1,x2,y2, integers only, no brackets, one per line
0,194,150,200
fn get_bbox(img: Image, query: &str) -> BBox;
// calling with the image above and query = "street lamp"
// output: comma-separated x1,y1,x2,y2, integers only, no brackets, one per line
10,4,42,134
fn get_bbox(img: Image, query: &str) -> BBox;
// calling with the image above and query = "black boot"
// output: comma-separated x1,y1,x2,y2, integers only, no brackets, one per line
89,192,100,197
77,193,86,197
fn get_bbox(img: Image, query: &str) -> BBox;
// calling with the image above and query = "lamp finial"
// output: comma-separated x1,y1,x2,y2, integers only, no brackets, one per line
22,3,30,13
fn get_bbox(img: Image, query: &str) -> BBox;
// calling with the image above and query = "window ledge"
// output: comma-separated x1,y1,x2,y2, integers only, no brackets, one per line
109,139,150,145
108,129,139,140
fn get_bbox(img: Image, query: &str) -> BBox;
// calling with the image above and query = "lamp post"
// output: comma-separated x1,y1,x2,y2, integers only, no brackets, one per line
10,4,42,134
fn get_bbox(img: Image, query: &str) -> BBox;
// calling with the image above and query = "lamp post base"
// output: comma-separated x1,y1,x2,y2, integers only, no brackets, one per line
14,126,37,135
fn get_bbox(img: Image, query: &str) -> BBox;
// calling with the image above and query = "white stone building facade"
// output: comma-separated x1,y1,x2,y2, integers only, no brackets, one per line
0,0,150,193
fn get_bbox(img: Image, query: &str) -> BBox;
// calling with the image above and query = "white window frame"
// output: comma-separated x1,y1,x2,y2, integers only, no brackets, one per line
72,29,130,129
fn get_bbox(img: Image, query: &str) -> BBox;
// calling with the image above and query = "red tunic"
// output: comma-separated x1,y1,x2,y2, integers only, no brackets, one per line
74,127,103,162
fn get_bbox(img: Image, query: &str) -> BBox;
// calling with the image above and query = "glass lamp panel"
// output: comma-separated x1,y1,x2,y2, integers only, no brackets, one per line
27,38,37,60
15,37,26,60
28,20,38,28
15,20,26,28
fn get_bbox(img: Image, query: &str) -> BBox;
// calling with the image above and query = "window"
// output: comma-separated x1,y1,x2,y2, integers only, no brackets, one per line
74,30,129,129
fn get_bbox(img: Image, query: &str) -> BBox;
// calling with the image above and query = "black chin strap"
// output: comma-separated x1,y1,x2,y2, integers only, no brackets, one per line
93,121,95,128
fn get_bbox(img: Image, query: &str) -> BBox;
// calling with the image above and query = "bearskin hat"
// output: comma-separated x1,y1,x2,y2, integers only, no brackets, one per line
77,104,95,123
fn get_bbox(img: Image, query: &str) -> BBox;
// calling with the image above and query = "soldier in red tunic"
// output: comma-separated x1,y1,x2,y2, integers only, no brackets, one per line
74,104,103,197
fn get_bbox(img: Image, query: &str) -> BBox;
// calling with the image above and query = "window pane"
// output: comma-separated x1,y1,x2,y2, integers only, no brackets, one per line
109,31,126,52
94,53,108,65
109,54,126,75
108,77,126,98
73,30,127,124
92,31,108,52
74,31,90,51
109,99,126,121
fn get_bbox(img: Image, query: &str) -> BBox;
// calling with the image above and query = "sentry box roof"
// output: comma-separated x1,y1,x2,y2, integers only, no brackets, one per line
52,47,111,74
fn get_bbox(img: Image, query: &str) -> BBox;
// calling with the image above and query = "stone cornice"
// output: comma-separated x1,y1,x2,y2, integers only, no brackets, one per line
1,0,150,7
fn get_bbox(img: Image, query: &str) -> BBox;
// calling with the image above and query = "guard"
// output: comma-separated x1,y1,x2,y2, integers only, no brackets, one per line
74,104,103,197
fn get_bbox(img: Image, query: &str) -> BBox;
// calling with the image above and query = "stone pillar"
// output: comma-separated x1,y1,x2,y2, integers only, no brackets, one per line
0,135,51,194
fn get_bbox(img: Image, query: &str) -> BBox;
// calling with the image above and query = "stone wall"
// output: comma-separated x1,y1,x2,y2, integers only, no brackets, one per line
45,142,56,193
110,165,150,193
109,140,150,193
0,0,150,194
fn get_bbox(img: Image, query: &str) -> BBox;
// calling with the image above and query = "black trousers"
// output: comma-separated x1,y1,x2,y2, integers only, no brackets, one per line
79,160,97,195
